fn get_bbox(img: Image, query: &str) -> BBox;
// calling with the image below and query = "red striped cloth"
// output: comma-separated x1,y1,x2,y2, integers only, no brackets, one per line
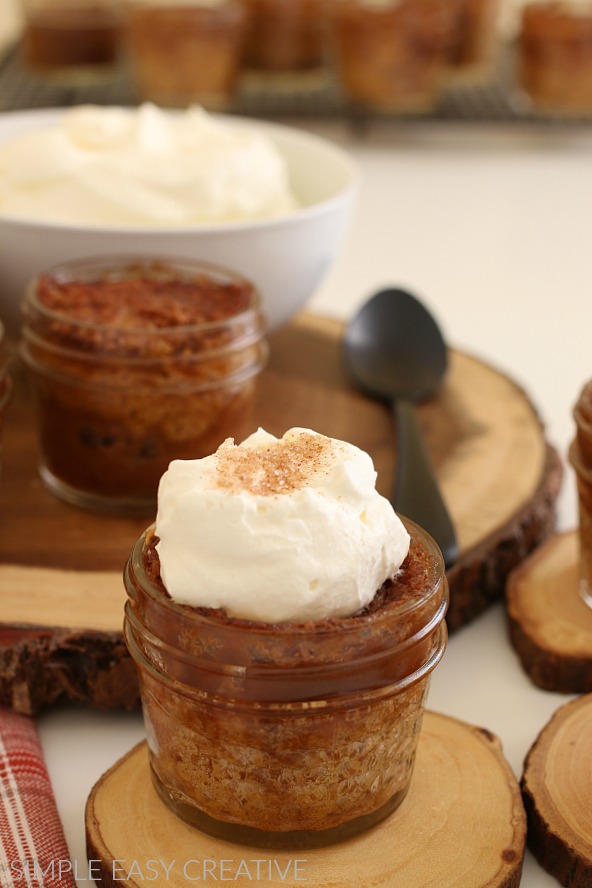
0,709,75,887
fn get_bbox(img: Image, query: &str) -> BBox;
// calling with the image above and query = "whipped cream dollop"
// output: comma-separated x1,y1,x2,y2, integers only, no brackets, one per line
0,103,298,226
155,428,410,623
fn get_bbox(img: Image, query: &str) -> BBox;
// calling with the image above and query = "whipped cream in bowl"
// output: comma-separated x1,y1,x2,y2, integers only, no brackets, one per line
155,427,410,623
0,103,298,227
0,104,357,336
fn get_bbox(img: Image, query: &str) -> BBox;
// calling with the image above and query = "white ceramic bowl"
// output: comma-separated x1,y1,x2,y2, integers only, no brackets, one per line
0,108,357,338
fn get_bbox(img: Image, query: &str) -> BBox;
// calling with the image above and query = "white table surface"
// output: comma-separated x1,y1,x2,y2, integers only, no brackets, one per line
36,118,592,887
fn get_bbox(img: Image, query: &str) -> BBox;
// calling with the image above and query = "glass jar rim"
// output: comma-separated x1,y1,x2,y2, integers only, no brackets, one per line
124,517,448,703
127,517,446,643
125,587,448,676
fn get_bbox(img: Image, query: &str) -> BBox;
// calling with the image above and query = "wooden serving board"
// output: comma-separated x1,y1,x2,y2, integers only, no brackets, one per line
0,313,562,713
85,711,527,888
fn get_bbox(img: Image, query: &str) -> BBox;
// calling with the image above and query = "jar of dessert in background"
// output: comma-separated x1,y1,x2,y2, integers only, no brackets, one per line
328,0,458,115
516,0,592,116
238,0,330,87
124,0,246,109
444,0,501,86
124,516,448,848
20,257,267,513
0,322,13,471
569,380,592,609
20,0,122,83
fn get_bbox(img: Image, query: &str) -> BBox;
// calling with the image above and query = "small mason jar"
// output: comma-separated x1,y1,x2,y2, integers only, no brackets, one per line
20,257,267,514
124,0,247,108
20,0,122,83
569,379,592,608
124,518,448,849
516,1,592,116
239,0,329,84
445,0,500,86
328,0,458,114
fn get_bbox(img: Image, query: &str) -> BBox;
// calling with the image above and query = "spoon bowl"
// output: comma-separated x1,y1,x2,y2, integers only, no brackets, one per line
343,287,457,568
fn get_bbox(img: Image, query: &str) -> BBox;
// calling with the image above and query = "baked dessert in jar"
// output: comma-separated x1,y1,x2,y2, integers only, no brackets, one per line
445,0,500,85
22,0,122,83
329,0,458,114
125,0,246,108
20,257,267,513
517,1,592,115
124,428,448,848
0,322,12,469
239,0,329,81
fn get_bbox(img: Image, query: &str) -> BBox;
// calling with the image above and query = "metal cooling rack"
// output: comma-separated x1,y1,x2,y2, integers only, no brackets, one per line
0,40,524,122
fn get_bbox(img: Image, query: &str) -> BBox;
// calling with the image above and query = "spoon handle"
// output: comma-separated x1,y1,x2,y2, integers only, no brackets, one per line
392,399,458,569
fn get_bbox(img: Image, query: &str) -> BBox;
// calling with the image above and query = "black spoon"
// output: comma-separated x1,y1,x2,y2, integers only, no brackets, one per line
343,287,458,568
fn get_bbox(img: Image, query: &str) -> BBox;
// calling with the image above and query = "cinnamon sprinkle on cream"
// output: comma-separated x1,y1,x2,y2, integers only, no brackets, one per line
214,431,342,495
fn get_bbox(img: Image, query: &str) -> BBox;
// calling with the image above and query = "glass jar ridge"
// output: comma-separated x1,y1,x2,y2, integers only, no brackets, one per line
124,518,448,848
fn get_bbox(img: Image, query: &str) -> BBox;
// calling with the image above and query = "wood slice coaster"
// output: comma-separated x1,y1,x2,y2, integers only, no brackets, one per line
0,313,562,713
521,694,592,888
85,711,526,888
506,531,592,693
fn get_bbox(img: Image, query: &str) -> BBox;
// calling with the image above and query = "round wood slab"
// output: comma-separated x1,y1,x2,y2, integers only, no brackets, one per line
506,531,592,693
85,711,526,888
0,313,561,713
521,694,592,887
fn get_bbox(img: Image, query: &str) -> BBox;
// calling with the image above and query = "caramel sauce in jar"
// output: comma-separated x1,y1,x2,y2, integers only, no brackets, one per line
124,518,448,848
20,257,267,513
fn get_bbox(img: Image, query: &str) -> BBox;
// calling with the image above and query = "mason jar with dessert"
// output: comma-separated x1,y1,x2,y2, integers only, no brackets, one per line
20,257,267,513
328,0,458,114
124,0,247,108
445,0,501,85
21,0,122,83
239,0,330,85
124,427,448,848
517,1,592,116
